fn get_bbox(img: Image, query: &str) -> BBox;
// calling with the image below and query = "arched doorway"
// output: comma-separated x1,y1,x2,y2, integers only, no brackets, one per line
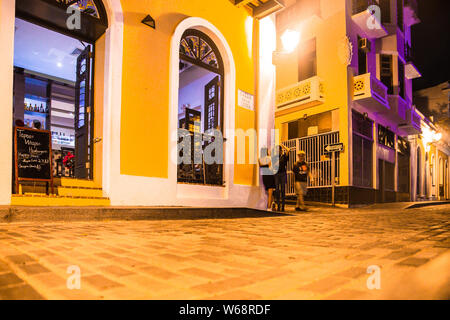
416,146,421,197
177,29,225,186
12,0,109,192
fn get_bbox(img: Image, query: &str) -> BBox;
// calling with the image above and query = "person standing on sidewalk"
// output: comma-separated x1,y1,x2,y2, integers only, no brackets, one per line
259,147,276,210
293,151,309,211
274,144,290,212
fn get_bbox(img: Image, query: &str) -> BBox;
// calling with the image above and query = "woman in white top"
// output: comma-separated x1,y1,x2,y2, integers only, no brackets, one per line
259,147,276,210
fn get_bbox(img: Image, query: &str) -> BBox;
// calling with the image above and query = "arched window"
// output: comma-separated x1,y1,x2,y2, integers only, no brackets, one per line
180,29,224,75
177,29,224,186
55,0,105,20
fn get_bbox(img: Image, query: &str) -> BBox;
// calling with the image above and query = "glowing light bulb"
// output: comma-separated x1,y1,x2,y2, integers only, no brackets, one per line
281,29,300,53
434,132,442,142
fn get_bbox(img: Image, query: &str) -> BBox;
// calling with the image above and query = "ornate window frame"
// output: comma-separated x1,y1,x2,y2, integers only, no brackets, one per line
179,29,224,76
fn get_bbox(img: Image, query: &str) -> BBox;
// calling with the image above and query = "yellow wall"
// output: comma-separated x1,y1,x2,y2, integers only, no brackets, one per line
274,0,350,185
93,33,105,187
119,0,257,185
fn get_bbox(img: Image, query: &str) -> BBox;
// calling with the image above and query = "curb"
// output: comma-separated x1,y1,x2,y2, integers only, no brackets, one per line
0,206,291,223
405,201,450,209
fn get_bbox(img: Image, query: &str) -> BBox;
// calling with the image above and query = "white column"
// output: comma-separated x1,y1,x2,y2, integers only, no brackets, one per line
257,15,276,150
0,0,16,205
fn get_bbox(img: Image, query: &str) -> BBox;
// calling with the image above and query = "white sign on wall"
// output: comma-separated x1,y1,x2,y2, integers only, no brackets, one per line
238,89,254,111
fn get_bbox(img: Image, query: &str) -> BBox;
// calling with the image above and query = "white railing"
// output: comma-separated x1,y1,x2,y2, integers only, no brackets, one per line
353,73,388,105
276,76,324,110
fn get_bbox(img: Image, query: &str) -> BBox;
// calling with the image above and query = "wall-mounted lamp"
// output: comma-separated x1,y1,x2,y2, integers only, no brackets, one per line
303,114,308,120
142,14,156,29
281,29,300,53
272,28,301,65
363,112,368,120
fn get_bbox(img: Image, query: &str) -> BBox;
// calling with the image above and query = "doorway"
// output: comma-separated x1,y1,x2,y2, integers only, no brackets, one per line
177,29,225,186
416,147,421,197
12,0,108,191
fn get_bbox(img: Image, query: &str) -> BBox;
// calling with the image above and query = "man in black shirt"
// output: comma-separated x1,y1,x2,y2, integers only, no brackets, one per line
273,144,290,212
293,151,309,211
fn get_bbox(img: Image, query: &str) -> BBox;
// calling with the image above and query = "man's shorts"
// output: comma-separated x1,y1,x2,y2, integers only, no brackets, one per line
295,181,307,196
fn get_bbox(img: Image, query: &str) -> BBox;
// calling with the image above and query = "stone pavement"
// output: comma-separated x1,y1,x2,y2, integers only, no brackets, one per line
0,204,448,300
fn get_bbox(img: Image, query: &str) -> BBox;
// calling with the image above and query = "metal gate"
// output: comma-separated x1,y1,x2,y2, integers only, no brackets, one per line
282,131,340,196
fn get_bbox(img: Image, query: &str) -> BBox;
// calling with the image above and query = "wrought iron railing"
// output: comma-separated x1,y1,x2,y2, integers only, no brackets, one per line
282,131,340,196
177,130,224,186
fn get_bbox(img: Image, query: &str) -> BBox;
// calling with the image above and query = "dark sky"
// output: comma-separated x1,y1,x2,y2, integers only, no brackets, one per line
412,0,450,90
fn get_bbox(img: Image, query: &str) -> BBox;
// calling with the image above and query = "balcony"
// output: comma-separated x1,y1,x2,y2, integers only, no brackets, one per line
383,95,409,123
230,0,286,19
381,28,405,61
404,44,422,79
352,0,388,38
353,73,389,113
275,76,324,116
404,0,420,26
398,106,422,135
277,0,322,31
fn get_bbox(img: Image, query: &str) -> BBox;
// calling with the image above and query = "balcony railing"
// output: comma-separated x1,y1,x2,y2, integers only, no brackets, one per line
398,106,422,135
353,73,389,112
352,0,388,38
404,43,421,79
275,76,324,114
385,95,409,123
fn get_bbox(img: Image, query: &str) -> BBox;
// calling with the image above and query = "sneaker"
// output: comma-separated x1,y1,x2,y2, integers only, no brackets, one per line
295,207,302,212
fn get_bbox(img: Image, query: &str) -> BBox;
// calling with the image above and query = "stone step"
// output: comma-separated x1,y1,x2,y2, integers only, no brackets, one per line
11,195,110,207
57,186,103,198
57,178,98,188
0,206,282,222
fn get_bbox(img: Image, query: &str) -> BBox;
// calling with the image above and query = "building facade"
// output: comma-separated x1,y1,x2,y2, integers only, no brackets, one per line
274,0,449,205
0,0,447,208
0,0,285,208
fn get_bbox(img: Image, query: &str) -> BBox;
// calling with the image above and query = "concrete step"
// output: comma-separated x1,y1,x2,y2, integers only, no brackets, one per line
57,186,103,198
11,195,110,207
0,206,284,222
58,178,98,188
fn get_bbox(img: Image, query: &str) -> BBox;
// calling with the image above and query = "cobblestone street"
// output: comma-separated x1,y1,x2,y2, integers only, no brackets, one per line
0,205,448,300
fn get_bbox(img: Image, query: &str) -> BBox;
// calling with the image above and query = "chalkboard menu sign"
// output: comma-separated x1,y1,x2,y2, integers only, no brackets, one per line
14,127,53,193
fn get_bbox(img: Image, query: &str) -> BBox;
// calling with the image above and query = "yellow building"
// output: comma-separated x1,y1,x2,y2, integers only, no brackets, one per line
0,0,285,207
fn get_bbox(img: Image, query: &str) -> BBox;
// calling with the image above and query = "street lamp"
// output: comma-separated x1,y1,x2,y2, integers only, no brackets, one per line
281,29,300,53
422,127,442,152
272,28,301,65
